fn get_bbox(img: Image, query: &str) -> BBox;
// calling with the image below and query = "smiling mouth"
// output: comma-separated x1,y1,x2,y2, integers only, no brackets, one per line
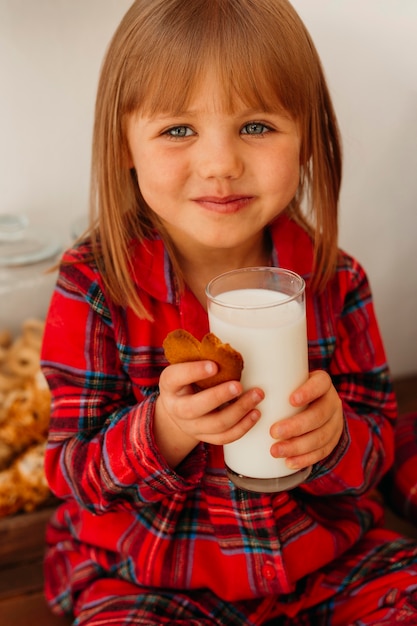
194,195,253,213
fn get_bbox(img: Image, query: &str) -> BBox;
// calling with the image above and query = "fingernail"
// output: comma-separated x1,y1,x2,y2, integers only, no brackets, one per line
272,425,283,440
274,444,285,457
286,459,299,469
252,390,264,403
229,382,240,396
292,392,303,405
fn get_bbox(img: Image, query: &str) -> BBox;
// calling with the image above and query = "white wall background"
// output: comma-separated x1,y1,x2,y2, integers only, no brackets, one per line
0,1,416,377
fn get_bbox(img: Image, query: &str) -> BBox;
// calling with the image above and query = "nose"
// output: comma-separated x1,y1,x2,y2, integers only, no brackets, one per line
195,132,243,180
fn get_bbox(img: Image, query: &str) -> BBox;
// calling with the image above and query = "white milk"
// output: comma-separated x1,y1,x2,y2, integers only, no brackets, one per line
208,288,308,479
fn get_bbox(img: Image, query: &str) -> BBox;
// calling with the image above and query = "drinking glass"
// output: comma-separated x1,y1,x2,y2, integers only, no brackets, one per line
206,267,311,492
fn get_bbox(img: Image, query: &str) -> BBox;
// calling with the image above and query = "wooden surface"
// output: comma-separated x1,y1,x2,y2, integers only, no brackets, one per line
0,374,416,625
0,505,72,624
394,375,417,415
0,593,72,626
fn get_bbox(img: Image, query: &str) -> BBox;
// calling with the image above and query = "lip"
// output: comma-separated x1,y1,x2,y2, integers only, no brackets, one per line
193,195,253,213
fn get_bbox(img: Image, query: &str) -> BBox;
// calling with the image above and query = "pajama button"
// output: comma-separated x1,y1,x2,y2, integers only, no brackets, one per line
262,563,276,580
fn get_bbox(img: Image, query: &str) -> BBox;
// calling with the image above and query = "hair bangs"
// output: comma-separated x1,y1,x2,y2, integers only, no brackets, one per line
119,0,316,122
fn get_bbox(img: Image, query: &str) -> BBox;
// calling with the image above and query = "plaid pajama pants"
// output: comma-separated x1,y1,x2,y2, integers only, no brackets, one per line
56,529,417,625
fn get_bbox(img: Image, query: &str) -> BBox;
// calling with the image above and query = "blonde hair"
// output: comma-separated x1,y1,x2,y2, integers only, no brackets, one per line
89,0,342,318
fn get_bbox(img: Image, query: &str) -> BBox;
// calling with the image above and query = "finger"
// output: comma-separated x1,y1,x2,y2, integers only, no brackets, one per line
177,387,263,439
270,403,329,441
280,434,341,471
271,412,343,469
194,388,264,439
271,421,332,461
271,432,334,471
284,449,328,471
173,379,244,423
290,370,332,407
160,360,218,393
202,407,262,446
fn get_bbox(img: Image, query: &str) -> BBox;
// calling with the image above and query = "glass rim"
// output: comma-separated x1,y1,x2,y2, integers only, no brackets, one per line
205,266,305,310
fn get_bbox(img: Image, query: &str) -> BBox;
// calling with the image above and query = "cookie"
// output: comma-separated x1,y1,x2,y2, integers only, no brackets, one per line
163,329,244,390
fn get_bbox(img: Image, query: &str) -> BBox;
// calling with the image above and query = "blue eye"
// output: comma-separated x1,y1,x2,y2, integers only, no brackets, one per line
241,123,270,135
166,126,193,138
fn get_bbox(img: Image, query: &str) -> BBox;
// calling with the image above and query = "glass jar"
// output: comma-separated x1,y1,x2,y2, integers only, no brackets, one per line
0,214,61,336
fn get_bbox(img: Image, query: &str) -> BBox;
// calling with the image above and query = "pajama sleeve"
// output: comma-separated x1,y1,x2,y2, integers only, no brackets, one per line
41,254,206,514
303,254,397,496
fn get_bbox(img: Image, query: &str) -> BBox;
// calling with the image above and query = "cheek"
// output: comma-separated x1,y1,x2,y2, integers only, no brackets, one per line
135,151,183,192
282,144,301,188
266,151,300,197
135,170,160,210
286,157,301,193
135,160,181,215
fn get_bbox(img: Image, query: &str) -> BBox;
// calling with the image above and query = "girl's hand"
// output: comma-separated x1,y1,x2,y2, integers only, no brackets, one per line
154,360,264,468
269,370,344,471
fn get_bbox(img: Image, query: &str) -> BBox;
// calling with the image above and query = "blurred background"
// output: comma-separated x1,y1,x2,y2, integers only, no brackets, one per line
0,0,416,377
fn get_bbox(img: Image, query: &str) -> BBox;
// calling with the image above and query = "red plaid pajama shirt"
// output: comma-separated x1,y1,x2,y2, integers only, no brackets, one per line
41,214,417,624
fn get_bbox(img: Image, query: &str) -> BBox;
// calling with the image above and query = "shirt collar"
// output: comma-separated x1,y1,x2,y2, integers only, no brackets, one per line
129,213,313,303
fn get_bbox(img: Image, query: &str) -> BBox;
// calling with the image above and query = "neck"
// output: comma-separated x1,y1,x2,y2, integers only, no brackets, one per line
174,231,272,307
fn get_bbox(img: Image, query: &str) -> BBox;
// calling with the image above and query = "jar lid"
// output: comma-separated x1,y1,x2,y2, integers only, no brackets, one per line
0,214,61,267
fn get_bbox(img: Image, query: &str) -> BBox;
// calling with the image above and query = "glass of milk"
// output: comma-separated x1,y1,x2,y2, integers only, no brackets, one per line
206,267,311,493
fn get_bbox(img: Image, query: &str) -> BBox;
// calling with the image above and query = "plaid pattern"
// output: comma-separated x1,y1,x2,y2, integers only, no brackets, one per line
41,214,408,623
47,530,417,625
385,412,417,522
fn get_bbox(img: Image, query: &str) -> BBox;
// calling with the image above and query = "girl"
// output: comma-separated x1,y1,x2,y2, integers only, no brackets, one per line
41,0,417,624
